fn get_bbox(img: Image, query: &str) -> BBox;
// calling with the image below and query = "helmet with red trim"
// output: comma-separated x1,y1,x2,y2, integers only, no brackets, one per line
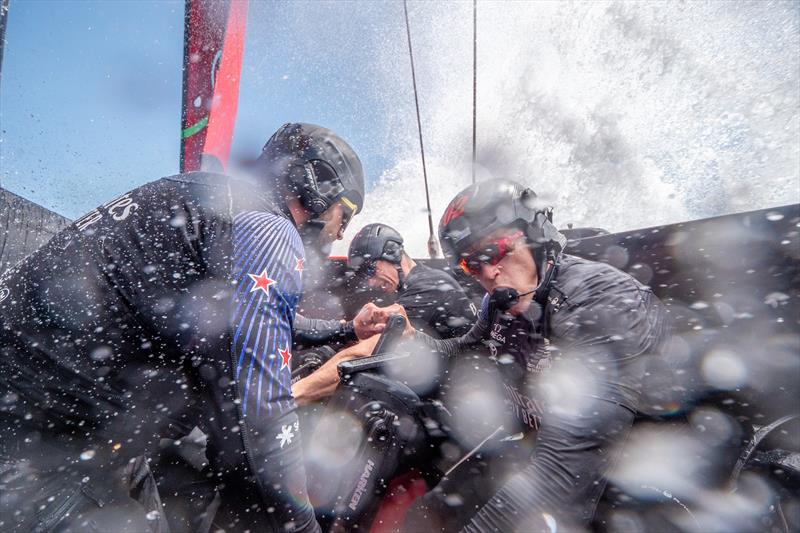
438,178,566,271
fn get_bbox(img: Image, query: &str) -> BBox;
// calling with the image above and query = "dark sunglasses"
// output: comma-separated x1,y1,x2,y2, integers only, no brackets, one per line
458,230,523,276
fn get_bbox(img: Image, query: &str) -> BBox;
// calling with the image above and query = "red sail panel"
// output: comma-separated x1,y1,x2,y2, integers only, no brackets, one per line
201,0,248,172
180,0,247,173
180,0,228,172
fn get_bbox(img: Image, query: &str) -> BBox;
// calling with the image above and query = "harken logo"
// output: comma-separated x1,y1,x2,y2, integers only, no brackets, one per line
0,287,9,303
349,459,375,511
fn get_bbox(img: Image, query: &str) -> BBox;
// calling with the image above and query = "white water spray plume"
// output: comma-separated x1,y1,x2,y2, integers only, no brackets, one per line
311,0,800,256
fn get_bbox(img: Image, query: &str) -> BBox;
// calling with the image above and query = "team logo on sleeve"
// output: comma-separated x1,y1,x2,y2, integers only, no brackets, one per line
248,269,275,294
275,422,296,448
279,346,292,369
524,337,553,374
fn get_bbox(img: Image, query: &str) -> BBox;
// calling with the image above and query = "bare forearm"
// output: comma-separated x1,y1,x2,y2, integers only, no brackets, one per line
292,352,350,405
291,336,379,405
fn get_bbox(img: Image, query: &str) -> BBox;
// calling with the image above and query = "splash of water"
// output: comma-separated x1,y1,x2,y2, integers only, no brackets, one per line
334,0,799,256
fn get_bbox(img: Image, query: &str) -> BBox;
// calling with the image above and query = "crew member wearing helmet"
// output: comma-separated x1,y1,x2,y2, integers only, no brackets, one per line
288,224,477,406
347,223,477,339
401,178,670,532
0,122,365,532
291,222,477,353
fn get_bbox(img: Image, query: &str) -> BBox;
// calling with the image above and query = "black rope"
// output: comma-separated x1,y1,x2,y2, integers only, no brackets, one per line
0,0,11,100
403,0,439,258
472,0,477,184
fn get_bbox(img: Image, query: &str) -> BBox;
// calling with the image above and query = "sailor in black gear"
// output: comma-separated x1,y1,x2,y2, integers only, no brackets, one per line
0,123,365,532
347,223,477,339
289,223,477,403
401,178,670,533
291,222,477,354
256,122,364,253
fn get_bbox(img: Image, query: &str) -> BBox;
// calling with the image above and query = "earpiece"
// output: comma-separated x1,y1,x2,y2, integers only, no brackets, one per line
289,164,330,214
382,240,403,263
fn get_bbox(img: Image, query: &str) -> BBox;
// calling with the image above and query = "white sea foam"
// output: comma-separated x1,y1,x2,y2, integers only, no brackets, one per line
331,1,799,256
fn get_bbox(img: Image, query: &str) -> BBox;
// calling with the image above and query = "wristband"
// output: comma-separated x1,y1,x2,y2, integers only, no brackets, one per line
341,319,357,342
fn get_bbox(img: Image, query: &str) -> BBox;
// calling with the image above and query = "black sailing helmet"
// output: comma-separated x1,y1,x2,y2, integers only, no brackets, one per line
258,123,365,218
347,223,405,272
439,178,566,270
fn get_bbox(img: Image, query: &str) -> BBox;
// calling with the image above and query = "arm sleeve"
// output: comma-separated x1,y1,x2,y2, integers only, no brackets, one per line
294,314,357,347
412,294,491,356
548,281,670,410
421,288,478,339
229,211,319,531
463,399,635,532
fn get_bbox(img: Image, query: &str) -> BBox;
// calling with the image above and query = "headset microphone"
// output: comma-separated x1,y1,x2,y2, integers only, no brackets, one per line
489,287,536,312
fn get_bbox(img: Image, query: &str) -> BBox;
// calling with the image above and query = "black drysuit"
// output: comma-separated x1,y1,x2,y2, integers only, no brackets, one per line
397,262,477,339
0,173,319,532
405,254,670,532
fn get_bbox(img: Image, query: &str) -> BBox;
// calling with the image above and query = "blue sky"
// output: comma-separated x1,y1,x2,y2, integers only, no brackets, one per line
1,1,184,217
0,0,400,219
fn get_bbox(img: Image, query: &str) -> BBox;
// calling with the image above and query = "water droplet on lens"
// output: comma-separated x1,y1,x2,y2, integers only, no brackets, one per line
80,449,96,460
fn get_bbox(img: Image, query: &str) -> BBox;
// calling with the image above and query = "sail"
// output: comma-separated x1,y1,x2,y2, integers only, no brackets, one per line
180,0,248,173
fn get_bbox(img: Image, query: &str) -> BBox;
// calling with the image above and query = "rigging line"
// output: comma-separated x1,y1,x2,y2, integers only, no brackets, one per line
0,0,10,95
403,0,439,258
471,1,476,178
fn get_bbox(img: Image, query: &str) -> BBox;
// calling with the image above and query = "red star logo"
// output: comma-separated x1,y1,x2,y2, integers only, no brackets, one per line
279,346,292,370
248,269,275,294
295,257,305,275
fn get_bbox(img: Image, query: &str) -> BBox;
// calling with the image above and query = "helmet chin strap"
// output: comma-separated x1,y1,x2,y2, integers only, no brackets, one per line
300,219,331,255
395,264,405,292
305,218,327,230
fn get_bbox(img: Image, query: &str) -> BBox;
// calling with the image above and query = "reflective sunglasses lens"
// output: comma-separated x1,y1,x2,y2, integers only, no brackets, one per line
458,256,482,276
458,258,472,275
